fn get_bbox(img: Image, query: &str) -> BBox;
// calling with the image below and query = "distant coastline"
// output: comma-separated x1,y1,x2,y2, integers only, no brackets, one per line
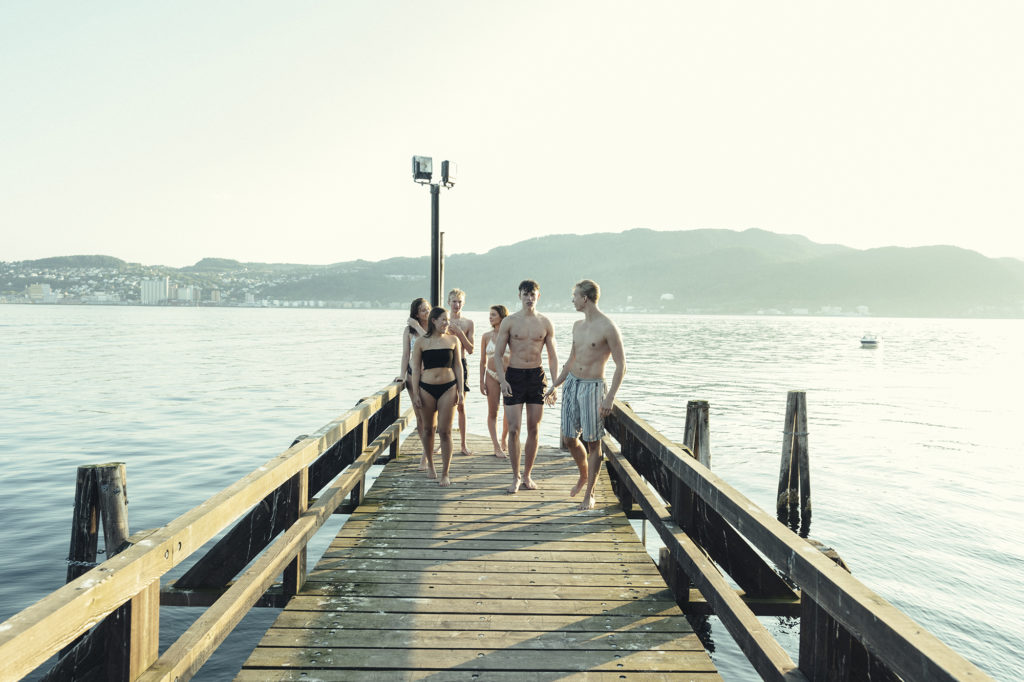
4,228,1024,317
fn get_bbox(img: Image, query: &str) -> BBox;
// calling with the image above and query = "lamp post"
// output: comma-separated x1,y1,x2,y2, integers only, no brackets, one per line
412,156,456,307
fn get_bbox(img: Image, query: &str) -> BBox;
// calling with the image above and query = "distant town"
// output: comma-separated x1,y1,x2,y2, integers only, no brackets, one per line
0,258,383,309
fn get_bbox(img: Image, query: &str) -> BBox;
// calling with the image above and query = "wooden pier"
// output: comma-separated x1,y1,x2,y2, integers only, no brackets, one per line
0,381,995,681
236,433,718,680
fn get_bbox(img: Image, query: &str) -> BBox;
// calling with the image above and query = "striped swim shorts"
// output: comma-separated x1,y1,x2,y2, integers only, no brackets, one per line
560,372,607,443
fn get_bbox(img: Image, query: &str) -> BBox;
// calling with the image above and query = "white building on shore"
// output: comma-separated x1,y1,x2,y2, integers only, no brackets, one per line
141,277,169,305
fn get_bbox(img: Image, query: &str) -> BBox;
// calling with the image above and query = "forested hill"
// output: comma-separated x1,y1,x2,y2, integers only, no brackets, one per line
10,229,1024,316
259,228,1024,317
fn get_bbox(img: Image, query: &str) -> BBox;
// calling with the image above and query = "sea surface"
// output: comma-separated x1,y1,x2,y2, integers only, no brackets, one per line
1,305,1021,681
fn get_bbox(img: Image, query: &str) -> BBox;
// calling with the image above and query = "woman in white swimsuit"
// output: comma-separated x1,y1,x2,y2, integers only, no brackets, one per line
479,304,510,458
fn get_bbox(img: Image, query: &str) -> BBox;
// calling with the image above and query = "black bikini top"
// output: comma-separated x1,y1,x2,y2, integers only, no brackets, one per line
421,347,454,370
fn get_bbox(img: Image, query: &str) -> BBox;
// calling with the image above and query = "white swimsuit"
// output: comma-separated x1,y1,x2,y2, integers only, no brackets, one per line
484,336,505,381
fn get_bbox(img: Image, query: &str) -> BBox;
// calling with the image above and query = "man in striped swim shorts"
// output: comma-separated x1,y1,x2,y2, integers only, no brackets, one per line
544,279,626,510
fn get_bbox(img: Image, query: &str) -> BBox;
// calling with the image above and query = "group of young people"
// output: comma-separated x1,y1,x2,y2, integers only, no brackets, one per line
395,279,626,510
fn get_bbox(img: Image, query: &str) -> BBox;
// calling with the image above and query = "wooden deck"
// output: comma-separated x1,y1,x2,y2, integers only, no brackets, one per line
235,432,721,681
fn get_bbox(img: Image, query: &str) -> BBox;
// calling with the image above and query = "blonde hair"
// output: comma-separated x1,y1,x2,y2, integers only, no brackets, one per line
575,279,600,303
447,288,466,302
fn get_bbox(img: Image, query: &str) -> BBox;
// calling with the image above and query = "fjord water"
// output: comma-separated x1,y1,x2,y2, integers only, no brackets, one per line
1,306,1021,680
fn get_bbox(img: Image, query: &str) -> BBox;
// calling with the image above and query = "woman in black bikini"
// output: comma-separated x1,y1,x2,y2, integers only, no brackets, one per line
410,306,464,486
396,297,431,467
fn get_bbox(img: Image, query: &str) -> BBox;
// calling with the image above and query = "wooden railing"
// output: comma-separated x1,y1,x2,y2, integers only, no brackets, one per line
0,382,409,682
603,400,993,682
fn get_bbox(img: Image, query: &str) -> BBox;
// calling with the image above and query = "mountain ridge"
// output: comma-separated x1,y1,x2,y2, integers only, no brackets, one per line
7,229,1024,316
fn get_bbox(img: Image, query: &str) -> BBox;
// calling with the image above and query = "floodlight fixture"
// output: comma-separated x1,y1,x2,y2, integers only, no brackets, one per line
441,160,456,188
412,155,433,184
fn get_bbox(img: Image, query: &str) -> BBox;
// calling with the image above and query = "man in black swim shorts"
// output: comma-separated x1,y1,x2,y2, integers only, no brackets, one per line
493,280,559,494
503,366,547,405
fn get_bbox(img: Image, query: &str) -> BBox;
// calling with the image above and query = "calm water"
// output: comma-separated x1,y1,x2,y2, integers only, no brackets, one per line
1,306,1021,680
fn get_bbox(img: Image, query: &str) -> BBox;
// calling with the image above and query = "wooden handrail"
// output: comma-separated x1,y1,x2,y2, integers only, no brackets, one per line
0,382,404,682
605,400,992,682
138,413,410,682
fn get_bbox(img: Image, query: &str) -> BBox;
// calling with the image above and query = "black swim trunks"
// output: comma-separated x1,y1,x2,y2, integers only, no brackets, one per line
503,366,547,406
461,358,470,393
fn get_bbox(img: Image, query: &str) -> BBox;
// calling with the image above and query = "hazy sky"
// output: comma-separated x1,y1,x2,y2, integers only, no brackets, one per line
3,2,1022,266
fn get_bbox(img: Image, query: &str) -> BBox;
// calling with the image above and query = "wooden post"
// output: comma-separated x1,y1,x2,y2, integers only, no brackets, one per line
283,468,309,597
658,546,692,613
683,400,710,468
53,463,159,681
349,422,369,508
66,466,101,584
777,391,810,532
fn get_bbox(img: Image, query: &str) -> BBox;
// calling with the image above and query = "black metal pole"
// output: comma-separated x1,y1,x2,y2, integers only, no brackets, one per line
430,183,441,307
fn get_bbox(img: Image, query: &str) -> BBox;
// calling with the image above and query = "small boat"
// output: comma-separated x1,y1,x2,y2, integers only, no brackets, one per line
860,332,879,348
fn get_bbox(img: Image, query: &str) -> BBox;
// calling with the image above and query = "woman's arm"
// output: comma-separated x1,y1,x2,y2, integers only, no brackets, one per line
408,318,427,336
478,330,491,393
397,327,412,382
410,340,423,408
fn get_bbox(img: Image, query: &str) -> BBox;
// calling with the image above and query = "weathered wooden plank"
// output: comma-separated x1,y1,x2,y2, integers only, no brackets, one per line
337,522,633,538
329,537,641,553
278,595,682,617
346,511,619,523
304,569,665,588
319,547,654,563
294,581,674,601
236,671,722,681
256,627,704,650
269,611,689,633
311,557,662,575
242,646,718,672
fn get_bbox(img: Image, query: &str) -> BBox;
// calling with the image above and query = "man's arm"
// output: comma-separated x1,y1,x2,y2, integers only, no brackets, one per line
453,338,465,404
543,317,559,404
449,320,474,354
462,319,475,354
601,321,626,417
544,323,577,399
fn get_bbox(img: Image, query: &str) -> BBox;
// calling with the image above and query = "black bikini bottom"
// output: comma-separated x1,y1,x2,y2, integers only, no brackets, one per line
420,380,456,401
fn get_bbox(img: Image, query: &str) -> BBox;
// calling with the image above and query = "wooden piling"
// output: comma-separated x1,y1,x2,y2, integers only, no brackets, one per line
777,391,810,532
683,400,710,468
66,465,101,584
52,463,158,681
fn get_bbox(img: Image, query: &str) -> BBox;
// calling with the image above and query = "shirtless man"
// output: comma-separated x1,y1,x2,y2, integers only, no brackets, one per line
493,280,559,494
446,289,475,455
543,280,626,510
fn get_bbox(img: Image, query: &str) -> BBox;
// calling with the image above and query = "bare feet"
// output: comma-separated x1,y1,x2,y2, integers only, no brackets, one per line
417,455,428,471
570,477,586,497
439,475,451,487
578,495,596,511
522,476,538,490
493,449,508,459
460,446,473,456
506,477,521,494
426,467,438,480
